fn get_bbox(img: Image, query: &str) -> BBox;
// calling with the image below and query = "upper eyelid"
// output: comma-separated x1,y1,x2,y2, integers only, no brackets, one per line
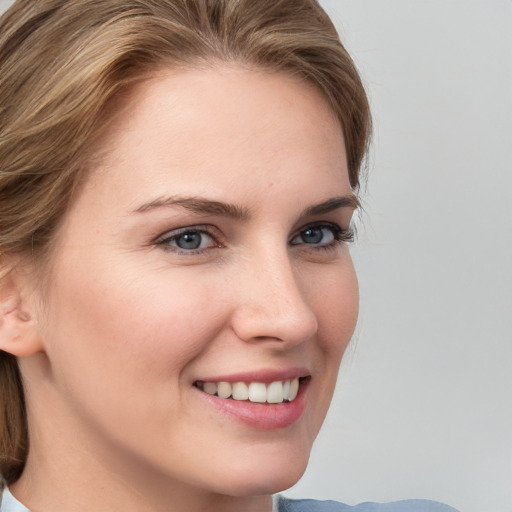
155,224,219,242
290,220,342,236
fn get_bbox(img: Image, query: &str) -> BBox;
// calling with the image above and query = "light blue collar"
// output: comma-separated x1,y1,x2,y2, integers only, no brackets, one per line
0,488,30,512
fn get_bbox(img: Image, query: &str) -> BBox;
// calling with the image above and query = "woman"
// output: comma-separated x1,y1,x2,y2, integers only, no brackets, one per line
0,1,458,511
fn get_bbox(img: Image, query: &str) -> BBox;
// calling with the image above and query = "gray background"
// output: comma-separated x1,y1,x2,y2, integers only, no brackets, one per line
1,1,511,511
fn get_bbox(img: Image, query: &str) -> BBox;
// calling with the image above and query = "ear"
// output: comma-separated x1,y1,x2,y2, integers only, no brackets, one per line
0,265,44,357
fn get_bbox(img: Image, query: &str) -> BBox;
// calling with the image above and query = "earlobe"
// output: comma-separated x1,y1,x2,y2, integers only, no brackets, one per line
0,269,43,357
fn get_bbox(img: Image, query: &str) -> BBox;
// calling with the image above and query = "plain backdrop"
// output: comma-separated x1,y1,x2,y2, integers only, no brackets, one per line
1,1,511,512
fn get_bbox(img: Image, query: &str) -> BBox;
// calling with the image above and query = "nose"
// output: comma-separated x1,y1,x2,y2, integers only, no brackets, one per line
230,249,318,346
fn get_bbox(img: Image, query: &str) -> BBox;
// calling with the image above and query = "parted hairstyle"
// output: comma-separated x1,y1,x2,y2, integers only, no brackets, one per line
0,0,371,485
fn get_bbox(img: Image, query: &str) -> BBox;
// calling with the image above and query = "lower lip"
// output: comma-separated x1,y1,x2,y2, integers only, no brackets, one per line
195,379,309,430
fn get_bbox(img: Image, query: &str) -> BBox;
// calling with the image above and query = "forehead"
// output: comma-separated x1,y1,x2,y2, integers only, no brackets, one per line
69,65,350,225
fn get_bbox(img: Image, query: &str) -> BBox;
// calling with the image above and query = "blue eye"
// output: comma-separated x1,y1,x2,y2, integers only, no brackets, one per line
296,226,335,245
157,228,218,252
174,231,204,250
290,223,352,248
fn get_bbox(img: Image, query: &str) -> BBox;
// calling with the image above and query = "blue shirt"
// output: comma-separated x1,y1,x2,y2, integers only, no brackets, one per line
1,488,459,512
276,496,460,511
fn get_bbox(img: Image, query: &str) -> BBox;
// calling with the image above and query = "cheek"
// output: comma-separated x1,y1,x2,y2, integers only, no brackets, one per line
325,278,358,354
310,256,359,356
299,257,358,440
41,257,227,401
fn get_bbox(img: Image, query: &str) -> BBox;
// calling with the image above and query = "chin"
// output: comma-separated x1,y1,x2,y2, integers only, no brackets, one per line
221,470,307,497
209,446,311,497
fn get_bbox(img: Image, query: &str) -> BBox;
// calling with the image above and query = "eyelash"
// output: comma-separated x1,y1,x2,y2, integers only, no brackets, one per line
290,222,354,251
155,225,221,254
155,222,354,254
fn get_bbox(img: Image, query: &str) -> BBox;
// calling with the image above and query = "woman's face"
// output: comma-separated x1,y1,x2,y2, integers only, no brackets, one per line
29,67,358,497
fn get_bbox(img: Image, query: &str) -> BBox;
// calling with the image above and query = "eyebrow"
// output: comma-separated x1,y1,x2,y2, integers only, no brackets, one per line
133,196,250,220
132,194,359,220
303,195,360,216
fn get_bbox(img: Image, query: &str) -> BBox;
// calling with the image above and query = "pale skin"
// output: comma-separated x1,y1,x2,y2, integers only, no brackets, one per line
1,66,359,512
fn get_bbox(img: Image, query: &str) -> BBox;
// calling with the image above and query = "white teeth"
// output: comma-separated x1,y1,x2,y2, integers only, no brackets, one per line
288,378,299,401
198,378,301,403
283,380,290,399
217,382,232,399
203,382,218,395
267,381,284,403
232,382,249,400
248,382,267,403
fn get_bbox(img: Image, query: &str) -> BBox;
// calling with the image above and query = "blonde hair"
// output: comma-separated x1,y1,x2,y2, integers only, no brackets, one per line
0,0,371,484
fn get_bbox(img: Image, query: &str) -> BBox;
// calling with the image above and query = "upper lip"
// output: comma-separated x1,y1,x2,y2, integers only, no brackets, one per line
194,367,311,384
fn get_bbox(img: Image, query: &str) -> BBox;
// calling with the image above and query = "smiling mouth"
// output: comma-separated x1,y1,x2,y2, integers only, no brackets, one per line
194,377,308,404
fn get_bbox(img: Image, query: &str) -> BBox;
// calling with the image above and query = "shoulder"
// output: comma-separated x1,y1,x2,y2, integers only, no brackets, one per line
276,496,460,512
